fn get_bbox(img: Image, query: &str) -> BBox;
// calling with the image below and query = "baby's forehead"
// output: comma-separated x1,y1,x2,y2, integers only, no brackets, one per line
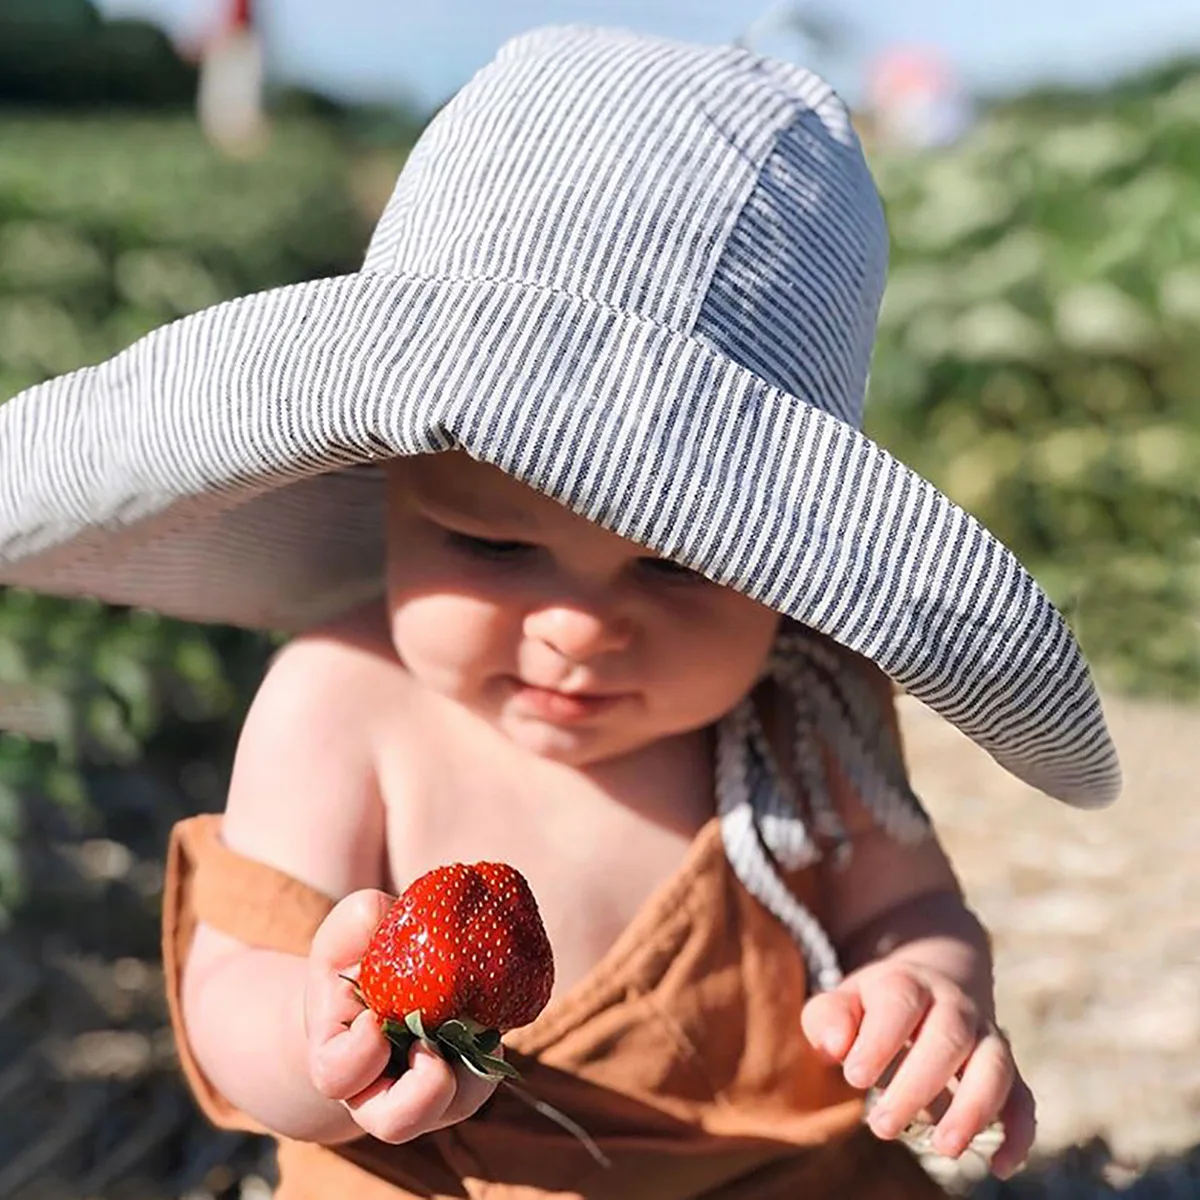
398,452,656,553
400,452,561,524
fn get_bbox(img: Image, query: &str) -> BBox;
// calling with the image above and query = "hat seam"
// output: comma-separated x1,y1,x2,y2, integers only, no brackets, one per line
681,79,808,342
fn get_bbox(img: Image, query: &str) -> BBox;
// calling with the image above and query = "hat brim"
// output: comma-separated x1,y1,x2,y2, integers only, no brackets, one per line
0,270,1120,808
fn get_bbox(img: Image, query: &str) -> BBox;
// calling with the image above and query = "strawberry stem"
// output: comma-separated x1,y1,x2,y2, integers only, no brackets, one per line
373,1010,610,1168
500,1080,612,1169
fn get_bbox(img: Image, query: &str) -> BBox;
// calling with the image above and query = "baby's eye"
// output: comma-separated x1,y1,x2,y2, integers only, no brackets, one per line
638,556,704,584
445,531,536,559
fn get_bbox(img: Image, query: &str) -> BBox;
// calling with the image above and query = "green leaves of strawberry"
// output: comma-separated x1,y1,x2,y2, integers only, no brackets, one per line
381,1010,519,1082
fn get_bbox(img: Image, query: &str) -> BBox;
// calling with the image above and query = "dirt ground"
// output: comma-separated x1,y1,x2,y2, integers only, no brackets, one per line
894,688,1200,1191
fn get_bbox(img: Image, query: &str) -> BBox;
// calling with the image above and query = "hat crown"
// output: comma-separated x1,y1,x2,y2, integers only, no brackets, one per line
364,25,889,426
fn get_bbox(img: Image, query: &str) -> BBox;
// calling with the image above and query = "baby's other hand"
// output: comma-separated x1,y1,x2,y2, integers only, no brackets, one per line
304,890,499,1143
801,960,1035,1179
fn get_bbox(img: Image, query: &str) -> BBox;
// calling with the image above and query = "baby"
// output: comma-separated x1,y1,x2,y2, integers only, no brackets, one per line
0,24,1119,1200
182,450,1027,1168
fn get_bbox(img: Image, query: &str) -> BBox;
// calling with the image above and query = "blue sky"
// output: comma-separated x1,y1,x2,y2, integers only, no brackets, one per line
97,0,1200,110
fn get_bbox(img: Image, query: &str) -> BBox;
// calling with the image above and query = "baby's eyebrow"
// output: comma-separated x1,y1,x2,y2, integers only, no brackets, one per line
418,491,542,531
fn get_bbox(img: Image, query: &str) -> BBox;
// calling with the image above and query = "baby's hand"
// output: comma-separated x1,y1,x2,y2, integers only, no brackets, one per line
801,960,1035,1179
304,890,499,1143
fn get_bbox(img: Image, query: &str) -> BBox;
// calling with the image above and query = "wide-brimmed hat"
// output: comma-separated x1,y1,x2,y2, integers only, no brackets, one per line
0,25,1119,808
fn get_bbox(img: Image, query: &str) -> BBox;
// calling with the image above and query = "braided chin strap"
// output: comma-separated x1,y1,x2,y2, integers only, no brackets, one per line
716,629,932,994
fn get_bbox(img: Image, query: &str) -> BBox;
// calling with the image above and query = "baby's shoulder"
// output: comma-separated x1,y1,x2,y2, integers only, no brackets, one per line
247,601,416,740
220,603,407,895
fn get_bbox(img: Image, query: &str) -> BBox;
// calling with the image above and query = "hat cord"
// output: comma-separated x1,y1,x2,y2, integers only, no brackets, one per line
716,629,932,993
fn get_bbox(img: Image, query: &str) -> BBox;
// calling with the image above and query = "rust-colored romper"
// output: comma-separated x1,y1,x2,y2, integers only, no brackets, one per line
163,810,948,1199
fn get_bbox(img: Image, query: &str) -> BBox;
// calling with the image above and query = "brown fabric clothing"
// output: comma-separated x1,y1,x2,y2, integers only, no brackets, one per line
163,813,948,1199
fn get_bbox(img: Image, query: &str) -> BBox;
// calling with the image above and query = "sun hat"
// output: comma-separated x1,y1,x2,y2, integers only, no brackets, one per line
0,24,1119,826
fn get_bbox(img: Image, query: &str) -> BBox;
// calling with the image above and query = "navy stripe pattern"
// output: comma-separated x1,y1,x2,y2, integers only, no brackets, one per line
0,21,1119,844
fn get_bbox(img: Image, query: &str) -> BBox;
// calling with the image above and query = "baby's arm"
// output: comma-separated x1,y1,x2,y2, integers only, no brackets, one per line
799,686,1034,1178
179,635,493,1144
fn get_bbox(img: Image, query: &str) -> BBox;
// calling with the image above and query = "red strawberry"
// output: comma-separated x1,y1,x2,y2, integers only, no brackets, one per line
346,860,608,1167
356,861,553,1060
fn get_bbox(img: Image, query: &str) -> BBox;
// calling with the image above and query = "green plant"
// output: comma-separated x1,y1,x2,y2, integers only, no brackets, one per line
0,113,373,920
867,62,1200,697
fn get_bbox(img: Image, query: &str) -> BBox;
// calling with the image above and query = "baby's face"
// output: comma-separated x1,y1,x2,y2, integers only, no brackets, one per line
383,452,779,766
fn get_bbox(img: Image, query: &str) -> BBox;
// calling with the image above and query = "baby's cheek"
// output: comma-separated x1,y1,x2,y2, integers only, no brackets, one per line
660,632,772,723
651,664,751,735
392,592,512,683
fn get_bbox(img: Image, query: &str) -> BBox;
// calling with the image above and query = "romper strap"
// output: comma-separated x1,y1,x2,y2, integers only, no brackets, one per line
160,813,337,1135
166,813,336,958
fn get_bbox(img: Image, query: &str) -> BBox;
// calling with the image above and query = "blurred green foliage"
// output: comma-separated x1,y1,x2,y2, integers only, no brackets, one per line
0,0,198,108
0,115,369,398
866,59,1200,700
0,113,374,919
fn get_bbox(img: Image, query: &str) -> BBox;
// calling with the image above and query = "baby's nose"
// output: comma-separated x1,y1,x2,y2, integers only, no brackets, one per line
523,605,631,661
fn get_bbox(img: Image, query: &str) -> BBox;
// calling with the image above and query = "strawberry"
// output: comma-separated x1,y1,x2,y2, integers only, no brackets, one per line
345,859,609,1167
355,864,552,1041
356,860,554,1058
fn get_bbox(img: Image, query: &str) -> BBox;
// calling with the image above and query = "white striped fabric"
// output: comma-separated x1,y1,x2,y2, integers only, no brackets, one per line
715,632,936,991
0,24,1120,825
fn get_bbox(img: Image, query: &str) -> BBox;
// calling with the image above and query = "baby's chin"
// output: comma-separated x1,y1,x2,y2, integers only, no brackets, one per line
493,708,649,768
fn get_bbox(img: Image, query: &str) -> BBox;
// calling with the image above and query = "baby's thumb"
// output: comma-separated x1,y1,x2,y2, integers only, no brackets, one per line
306,890,394,1050
801,988,860,1063
312,889,395,977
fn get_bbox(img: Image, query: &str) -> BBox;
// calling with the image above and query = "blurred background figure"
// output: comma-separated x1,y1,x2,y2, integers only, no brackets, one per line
193,0,268,157
0,3,1199,1198
864,44,973,151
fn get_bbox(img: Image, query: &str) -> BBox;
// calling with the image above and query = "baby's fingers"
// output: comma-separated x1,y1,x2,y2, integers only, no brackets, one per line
309,889,395,978
309,1007,391,1101
930,1026,1016,1159
305,890,395,1097
866,997,977,1138
842,973,929,1091
346,1041,498,1144
306,890,393,1037
345,1041,457,1142
990,1074,1037,1179
801,989,863,1063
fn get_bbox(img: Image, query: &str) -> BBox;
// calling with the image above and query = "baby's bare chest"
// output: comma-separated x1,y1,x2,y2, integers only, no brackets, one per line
372,722,714,1000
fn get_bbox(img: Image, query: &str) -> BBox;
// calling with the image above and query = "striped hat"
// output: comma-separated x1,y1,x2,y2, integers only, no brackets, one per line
0,25,1119,809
